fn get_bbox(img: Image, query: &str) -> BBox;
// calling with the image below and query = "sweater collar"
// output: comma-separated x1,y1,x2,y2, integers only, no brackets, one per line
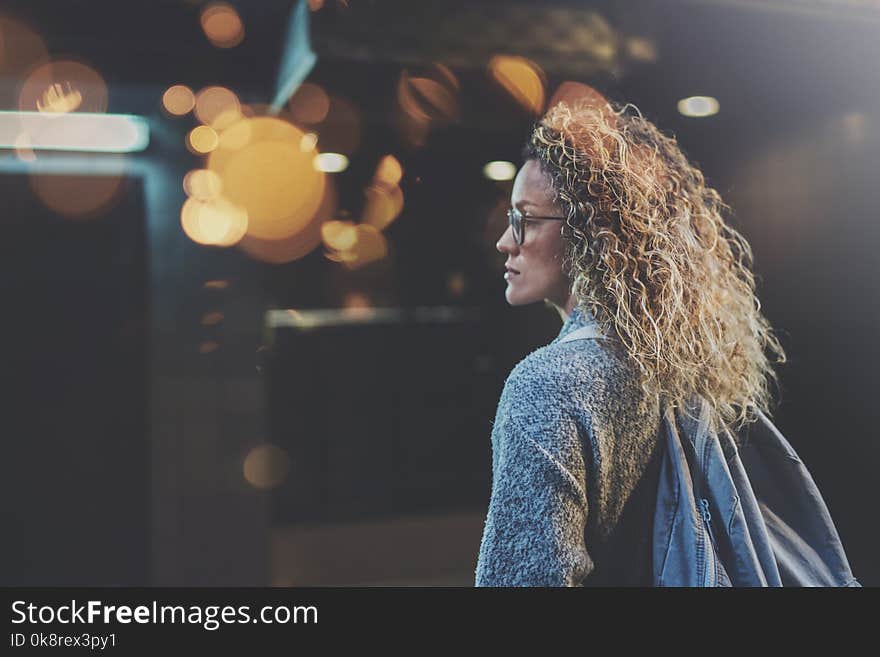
553,302,601,344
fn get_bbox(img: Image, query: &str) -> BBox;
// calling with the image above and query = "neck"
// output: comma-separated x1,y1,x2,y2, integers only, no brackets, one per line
548,292,578,322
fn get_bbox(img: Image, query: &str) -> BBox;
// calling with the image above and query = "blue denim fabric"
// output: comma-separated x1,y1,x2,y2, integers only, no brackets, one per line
654,395,862,587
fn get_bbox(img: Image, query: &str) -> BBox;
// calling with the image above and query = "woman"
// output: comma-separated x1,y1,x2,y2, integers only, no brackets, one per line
474,97,787,586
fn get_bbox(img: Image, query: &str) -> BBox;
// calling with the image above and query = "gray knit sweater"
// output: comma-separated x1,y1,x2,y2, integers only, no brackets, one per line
474,303,665,586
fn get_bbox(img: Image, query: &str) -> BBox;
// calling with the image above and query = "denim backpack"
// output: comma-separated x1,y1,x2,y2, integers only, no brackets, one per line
560,325,861,587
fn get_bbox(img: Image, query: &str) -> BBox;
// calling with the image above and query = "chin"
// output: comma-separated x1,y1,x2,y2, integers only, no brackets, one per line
504,286,537,306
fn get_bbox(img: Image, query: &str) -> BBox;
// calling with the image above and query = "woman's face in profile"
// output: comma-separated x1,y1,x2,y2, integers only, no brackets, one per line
496,159,571,308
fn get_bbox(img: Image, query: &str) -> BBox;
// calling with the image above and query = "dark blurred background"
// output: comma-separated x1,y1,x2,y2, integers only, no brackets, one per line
0,0,876,586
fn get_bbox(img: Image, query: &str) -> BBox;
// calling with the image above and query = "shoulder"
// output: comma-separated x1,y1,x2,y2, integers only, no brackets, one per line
502,337,634,413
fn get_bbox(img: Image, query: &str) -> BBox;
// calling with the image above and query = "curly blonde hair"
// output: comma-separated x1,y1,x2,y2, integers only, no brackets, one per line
525,98,787,435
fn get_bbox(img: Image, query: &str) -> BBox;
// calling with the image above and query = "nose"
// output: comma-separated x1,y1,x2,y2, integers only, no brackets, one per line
496,223,518,254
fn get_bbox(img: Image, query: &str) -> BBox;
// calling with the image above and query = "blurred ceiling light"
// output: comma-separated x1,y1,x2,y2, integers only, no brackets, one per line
36,82,82,114
243,444,291,489
195,86,241,130
314,152,348,172
188,125,219,154
203,279,230,289
162,85,196,116
677,96,719,118
488,55,546,115
183,168,223,201
19,60,108,114
200,2,245,48
483,160,517,181
0,111,148,152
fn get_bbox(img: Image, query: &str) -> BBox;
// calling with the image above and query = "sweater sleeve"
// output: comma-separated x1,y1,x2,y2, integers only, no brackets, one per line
474,413,594,587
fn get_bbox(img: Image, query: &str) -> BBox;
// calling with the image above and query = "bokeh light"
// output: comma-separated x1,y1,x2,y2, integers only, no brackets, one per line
199,341,220,354
314,94,361,156
188,125,219,154
447,272,467,297
361,184,404,231
0,15,48,109
30,174,125,220
322,220,358,251
194,86,241,130
200,2,245,48
201,311,224,326
243,444,291,489
237,180,335,264
343,224,388,270
183,169,223,201
488,55,545,115
483,160,516,181
36,82,82,114
300,132,318,152
373,154,403,187
396,64,460,147
677,96,720,117
314,152,348,173
13,132,36,162
208,116,327,241
548,81,610,113
288,82,330,125
180,196,248,247
19,60,108,114
162,84,196,116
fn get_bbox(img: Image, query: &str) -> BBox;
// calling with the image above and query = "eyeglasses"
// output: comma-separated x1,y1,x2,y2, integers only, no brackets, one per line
506,207,566,246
